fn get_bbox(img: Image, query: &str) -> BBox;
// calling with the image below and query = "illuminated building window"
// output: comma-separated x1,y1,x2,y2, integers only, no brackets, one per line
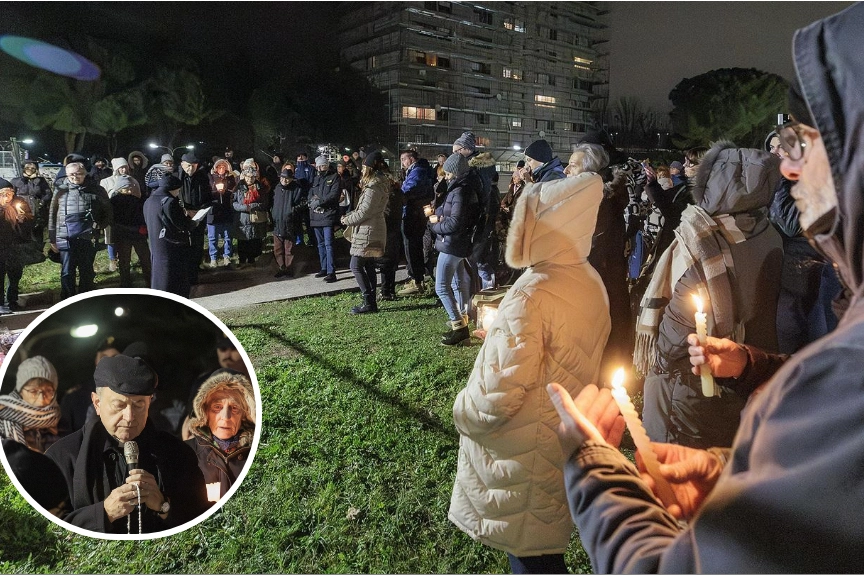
504,17,525,32
511,118,522,128
503,67,522,80
402,107,437,120
574,56,593,71
534,95,556,104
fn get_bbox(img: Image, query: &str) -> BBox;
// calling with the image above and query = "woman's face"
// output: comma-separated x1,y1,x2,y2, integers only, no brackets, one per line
206,391,244,440
244,174,255,185
19,378,56,408
216,164,227,176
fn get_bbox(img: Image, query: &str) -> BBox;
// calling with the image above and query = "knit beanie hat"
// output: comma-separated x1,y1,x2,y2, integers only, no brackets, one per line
453,132,477,153
442,153,468,176
111,158,128,171
16,356,59,392
315,155,329,167
525,139,553,164
280,168,294,179
0,177,12,190
160,153,173,163
181,152,200,164
669,161,684,171
363,151,383,167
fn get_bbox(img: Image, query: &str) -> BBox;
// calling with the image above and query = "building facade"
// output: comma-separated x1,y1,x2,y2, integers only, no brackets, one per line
337,1,609,169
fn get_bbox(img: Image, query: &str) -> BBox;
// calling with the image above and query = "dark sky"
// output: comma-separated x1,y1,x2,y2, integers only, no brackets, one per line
607,1,854,113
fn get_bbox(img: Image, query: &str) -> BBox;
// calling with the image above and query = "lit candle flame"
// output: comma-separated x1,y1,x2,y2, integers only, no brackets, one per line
611,367,626,391
692,294,703,314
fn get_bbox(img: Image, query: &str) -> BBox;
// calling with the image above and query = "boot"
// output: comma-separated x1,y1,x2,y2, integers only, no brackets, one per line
441,318,470,346
351,294,378,315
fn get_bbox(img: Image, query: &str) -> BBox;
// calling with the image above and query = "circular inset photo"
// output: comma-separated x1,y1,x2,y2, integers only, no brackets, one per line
0,288,261,539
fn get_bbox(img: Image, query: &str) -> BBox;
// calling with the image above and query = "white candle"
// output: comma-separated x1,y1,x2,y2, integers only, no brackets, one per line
610,368,678,508
206,482,221,503
692,295,716,397
481,305,498,331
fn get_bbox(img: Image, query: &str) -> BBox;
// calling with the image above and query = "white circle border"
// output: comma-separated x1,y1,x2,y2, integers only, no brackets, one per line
0,287,263,541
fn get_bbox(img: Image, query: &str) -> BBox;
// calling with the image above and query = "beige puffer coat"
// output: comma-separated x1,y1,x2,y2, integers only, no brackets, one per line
449,172,611,556
342,173,389,258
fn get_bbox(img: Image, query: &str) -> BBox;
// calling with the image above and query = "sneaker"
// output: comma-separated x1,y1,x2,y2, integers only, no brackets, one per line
397,279,422,296
221,257,232,267
323,273,338,283
314,270,328,278
208,260,218,269
0,305,10,315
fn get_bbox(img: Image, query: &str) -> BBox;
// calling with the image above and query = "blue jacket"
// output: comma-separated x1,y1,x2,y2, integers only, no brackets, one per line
429,172,480,258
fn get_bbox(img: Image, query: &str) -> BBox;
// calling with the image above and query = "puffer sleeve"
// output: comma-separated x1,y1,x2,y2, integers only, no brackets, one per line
453,289,543,438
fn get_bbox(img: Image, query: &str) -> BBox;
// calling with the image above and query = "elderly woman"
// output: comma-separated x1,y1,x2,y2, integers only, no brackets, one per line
449,165,610,573
233,164,270,267
0,356,61,453
186,371,255,503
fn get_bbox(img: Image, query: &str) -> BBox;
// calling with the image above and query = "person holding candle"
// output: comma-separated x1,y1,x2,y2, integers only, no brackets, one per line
0,180,35,314
449,165,610,573
546,6,864,572
634,139,784,449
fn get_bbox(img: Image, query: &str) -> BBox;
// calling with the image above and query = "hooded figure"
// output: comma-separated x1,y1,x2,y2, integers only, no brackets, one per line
127,150,149,185
104,159,150,287
558,7,864,573
449,172,610,568
637,141,783,449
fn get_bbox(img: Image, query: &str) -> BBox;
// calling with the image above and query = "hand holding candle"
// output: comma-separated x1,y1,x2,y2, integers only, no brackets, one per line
610,368,678,509
692,295,717,397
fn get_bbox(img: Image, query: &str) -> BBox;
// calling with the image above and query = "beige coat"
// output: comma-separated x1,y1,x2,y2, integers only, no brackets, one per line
449,172,611,556
342,174,389,258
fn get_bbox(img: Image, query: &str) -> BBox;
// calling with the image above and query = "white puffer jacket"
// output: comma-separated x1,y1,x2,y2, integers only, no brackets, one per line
449,172,611,556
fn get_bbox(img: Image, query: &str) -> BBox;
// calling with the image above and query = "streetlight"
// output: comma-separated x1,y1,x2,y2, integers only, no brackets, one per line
148,142,195,156
9,137,35,177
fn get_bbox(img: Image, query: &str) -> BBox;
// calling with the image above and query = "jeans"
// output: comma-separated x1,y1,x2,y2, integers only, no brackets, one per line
107,243,116,261
60,238,96,299
350,255,377,297
507,553,568,574
435,252,471,322
314,226,335,274
207,223,234,261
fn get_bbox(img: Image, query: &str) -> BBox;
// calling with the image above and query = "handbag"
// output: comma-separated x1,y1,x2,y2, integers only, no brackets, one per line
249,211,268,224
65,211,95,239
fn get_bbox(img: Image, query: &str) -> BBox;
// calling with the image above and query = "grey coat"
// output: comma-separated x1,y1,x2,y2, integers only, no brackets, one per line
342,174,389,258
48,179,112,249
232,181,269,241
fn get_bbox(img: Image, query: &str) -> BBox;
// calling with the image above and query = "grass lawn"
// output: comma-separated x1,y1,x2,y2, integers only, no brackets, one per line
0,291,600,574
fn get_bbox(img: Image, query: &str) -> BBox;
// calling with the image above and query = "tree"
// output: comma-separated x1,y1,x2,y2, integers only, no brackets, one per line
145,68,225,148
669,68,788,149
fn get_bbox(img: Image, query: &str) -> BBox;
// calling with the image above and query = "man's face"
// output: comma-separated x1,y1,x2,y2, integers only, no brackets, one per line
337,164,345,175
163,160,175,170
780,124,838,234
66,165,86,186
317,164,328,174
525,156,542,171
400,154,415,170
342,155,350,163
217,346,244,372
352,152,359,160
95,161,106,170
117,165,129,176
132,157,142,167
23,163,37,175
225,150,233,159
92,387,150,442
452,144,471,157
206,391,243,440
181,161,197,176
95,347,120,367
0,189,13,207
297,155,307,163
564,152,585,177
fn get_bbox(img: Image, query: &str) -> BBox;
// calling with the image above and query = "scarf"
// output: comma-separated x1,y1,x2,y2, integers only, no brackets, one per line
0,391,61,445
212,433,241,454
243,184,259,205
633,204,745,376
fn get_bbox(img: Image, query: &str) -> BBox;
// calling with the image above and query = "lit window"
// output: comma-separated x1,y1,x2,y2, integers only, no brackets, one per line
402,107,437,120
511,118,522,128
574,57,593,71
504,17,525,32
503,68,522,80
534,95,556,104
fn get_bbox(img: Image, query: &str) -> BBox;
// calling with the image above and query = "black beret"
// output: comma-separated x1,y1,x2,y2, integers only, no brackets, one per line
2,439,69,510
0,178,12,190
216,337,236,350
94,355,157,396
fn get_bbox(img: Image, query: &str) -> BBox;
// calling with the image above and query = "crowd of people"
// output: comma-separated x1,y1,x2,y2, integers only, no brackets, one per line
0,336,255,533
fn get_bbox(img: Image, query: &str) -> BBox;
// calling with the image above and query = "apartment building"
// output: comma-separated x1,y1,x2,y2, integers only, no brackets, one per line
337,1,609,169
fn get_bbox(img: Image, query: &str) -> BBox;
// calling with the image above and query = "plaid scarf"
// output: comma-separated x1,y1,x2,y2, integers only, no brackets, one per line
0,391,61,445
634,205,745,376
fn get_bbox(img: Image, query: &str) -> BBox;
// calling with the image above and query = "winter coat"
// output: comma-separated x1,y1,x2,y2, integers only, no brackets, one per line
567,10,864,564
109,184,147,242
643,179,692,272
232,180,270,241
11,174,52,229
401,159,435,233
642,142,783,448
342,173,389,258
45,417,209,533
449,172,610,556
429,172,480,258
271,180,304,239
531,157,566,183
308,168,341,228
467,152,500,260
208,160,237,225
180,165,211,212
144,186,194,295
0,204,35,265
48,179,112,249
127,151,149,185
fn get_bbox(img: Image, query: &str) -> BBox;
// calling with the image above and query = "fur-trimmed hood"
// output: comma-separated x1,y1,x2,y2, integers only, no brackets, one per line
127,151,149,170
468,152,496,170
189,371,256,443
689,140,780,216
505,172,603,268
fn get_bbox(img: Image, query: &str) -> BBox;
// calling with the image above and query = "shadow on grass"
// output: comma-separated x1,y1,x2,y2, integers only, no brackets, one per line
227,322,458,441
0,506,64,565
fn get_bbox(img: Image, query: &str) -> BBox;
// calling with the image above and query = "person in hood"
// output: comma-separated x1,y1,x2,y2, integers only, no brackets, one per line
88,157,112,183
102,158,151,287
0,356,61,453
546,6,864,573
185,371,255,503
11,160,52,250
449,166,609,573
207,158,237,268
127,150,149,186
100,158,137,273
294,152,316,247
0,179,35,314
48,162,112,299
232,163,270,267
144,154,175,195
636,141,783,449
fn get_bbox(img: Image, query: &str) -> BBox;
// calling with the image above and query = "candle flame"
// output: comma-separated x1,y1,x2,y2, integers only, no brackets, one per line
692,294,703,314
611,367,626,391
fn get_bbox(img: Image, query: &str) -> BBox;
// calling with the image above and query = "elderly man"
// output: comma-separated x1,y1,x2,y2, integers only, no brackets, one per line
308,155,341,283
548,4,864,572
46,355,209,534
48,162,112,299
179,152,210,286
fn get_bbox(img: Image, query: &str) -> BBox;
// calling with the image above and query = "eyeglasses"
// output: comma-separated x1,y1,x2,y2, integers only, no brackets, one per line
67,171,85,177
21,388,56,401
777,122,808,161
